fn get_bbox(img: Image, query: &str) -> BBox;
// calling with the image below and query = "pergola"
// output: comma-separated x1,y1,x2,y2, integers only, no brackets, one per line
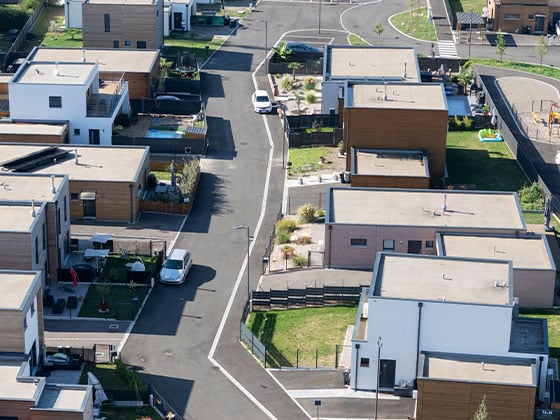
456,12,485,32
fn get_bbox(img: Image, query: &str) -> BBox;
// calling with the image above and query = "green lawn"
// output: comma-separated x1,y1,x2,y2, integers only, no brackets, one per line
288,146,328,175
151,170,171,181
165,34,224,64
246,306,357,368
348,34,369,46
78,284,149,319
519,310,560,359
80,363,129,390
390,7,437,42
446,131,529,191
448,0,486,13
99,255,156,283
472,58,560,80
28,6,82,50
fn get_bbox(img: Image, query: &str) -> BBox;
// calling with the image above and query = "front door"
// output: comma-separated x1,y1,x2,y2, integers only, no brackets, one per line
408,240,422,254
174,12,183,30
535,15,545,32
379,359,396,388
89,129,100,145
83,199,96,219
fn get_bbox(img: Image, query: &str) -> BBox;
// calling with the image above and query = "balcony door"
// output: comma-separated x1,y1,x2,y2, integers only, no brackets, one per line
89,129,100,145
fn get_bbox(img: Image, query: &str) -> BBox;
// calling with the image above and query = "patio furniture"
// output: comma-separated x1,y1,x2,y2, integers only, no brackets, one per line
52,299,66,314
67,296,78,309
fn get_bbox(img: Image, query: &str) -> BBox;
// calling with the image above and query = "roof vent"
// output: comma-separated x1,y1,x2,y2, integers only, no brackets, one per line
74,149,78,165
31,199,36,217
51,175,56,193
54,62,59,76
383,81,388,101
403,62,407,79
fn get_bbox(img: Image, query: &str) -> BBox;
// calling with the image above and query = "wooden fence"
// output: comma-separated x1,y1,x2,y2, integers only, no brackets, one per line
252,286,363,311
140,167,200,215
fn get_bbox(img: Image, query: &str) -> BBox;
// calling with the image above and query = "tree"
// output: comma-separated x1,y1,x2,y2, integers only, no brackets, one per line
288,62,301,82
472,395,490,420
495,31,506,62
373,22,384,42
535,35,549,66
272,42,292,62
405,0,421,22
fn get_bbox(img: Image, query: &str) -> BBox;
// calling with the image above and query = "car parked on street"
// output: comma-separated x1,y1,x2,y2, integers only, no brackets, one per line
251,90,273,114
43,353,82,370
159,248,192,285
286,42,321,53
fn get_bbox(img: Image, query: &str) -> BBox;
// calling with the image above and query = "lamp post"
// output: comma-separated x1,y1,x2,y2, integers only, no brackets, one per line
375,337,383,420
233,225,251,301
265,20,268,75
468,8,473,58
318,0,322,34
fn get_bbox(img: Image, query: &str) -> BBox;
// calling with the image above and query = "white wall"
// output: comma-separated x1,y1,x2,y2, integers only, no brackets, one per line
23,296,39,362
65,0,85,28
351,298,514,391
321,81,341,114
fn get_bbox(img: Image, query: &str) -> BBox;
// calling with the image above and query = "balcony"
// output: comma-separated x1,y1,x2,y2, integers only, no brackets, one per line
86,76,127,118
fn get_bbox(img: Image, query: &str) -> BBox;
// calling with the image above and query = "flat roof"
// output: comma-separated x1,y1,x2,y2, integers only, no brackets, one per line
328,188,525,231
0,203,43,233
29,47,159,74
13,62,95,85
0,122,67,136
0,365,37,401
36,385,90,410
352,149,429,177
440,234,554,270
0,74,13,84
0,174,67,202
327,46,419,81
0,144,148,182
374,253,512,305
347,82,447,110
86,0,155,4
424,354,535,386
0,271,38,309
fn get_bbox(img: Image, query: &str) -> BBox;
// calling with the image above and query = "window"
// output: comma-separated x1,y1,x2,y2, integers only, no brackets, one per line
64,196,67,221
350,238,367,247
425,240,434,249
31,300,35,317
504,14,520,20
35,236,39,264
360,357,370,367
49,96,62,108
23,314,27,331
124,40,131,47
528,14,534,20
42,223,46,250
104,13,110,32
383,239,395,250
137,41,147,49
71,193,79,201
113,40,119,48
56,207,61,234
74,128,80,135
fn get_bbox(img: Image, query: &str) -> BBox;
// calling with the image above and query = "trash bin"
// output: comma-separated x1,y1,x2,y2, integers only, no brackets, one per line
223,14,230,25
230,18,238,28
343,369,350,386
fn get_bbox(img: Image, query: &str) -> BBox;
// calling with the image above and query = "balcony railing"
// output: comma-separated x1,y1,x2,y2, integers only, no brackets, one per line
86,75,126,118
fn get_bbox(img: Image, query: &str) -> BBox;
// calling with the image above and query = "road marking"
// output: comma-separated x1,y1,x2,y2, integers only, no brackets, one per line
437,40,458,58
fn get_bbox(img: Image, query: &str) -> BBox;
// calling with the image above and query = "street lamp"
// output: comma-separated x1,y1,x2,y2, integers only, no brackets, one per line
375,337,383,420
257,20,268,75
233,225,251,301
318,0,322,34
468,8,473,58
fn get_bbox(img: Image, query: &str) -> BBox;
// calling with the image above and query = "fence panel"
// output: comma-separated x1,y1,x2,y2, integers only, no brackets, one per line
240,321,266,366
150,386,182,419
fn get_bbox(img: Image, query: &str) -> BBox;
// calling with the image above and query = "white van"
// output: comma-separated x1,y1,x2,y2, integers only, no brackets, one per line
159,249,192,285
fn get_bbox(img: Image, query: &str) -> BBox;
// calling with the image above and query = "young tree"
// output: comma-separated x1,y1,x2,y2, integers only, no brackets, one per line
405,0,421,22
374,22,384,42
472,395,490,420
496,31,506,62
288,62,301,82
535,35,549,66
272,42,292,62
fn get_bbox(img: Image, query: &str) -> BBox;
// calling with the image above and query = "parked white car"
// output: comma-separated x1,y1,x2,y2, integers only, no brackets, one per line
159,249,192,285
251,90,273,113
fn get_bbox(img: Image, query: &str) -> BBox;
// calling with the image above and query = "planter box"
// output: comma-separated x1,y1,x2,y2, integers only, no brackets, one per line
394,387,414,397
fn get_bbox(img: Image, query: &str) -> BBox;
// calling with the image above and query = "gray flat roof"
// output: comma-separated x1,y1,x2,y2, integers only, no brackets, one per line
352,149,429,177
29,47,159,74
0,122,67,136
0,203,44,233
328,187,526,231
423,354,535,386
374,253,512,305
0,271,38,309
13,62,95,85
327,46,419,81
0,174,67,203
440,234,554,270
36,384,90,410
0,365,37,401
347,82,447,110
0,144,148,182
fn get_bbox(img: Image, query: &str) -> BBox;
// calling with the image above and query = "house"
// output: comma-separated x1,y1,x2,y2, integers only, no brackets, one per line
342,81,448,185
486,0,560,34
437,233,556,308
164,0,197,34
0,174,71,284
324,187,526,269
0,122,69,144
26,47,160,100
321,45,420,115
9,60,130,145
350,253,548,405
81,0,164,50
0,355,93,419
349,149,430,189
0,143,151,223
416,352,538,419
0,271,44,373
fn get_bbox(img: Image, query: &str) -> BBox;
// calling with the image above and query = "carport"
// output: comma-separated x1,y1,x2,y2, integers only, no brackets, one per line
455,12,486,45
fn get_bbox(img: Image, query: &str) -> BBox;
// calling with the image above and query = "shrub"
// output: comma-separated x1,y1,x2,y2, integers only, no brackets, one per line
295,235,312,245
276,218,297,233
292,254,307,267
462,116,473,130
518,182,544,210
453,115,463,128
316,209,326,218
303,77,316,90
276,231,291,244
281,245,294,259
0,7,29,31
305,91,316,104
298,203,317,223
281,76,293,92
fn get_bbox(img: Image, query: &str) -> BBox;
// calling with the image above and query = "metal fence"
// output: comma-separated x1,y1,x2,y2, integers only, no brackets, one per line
150,386,183,420
286,344,346,369
240,321,267,367
286,192,326,216
252,286,363,311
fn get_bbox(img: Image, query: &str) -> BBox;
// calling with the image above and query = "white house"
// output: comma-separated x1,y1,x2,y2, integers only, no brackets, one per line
164,0,197,34
350,253,549,402
9,61,129,145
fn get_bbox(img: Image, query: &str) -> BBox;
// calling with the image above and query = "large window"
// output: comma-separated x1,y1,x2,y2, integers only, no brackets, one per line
49,96,62,108
137,41,147,49
383,239,395,251
35,237,39,264
504,14,520,20
350,238,367,247
104,13,110,32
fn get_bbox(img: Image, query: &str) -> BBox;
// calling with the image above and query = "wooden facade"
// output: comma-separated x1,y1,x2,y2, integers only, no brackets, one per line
102,69,157,100
0,126,68,144
350,174,430,189
416,378,536,420
82,0,164,50
343,108,448,186
487,0,560,33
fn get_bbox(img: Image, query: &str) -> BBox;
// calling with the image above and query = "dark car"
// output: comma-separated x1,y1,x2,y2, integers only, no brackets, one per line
286,42,321,53
71,264,97,282
43,353,82,370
